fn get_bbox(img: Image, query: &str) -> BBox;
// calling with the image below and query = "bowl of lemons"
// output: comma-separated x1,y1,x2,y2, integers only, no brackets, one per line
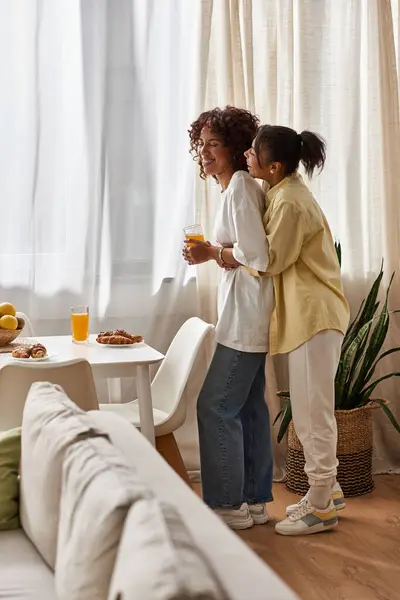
0,303,25,347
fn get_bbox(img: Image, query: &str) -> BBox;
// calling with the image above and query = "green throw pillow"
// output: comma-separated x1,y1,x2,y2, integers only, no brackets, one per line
0,427,21,530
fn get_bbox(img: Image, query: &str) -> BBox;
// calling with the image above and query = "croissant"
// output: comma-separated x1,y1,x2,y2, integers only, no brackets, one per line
12,347,31,359
96,334,139,345
30,344,47,358
114,330,143,343
33,343,46,350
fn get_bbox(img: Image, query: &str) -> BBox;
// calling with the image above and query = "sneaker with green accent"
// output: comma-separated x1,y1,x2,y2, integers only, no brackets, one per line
286,482,345,517
249,503,269,525
214,503,254,530
276,499,338,536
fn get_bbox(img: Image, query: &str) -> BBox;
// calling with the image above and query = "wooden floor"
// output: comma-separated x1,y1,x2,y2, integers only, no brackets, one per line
193,475,400,600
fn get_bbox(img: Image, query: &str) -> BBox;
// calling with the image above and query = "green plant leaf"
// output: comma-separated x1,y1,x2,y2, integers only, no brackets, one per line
349,311,389,400
361,372,400,400
346,298,377,342
273,397,290,426
341,266,383,355
277,401,292,444
335,320,373,407
364,346,400,384
273,408,283,426
349,273,395,400
335,241,341,267
342,321,373,405
373,399,400,434
347,298,365,335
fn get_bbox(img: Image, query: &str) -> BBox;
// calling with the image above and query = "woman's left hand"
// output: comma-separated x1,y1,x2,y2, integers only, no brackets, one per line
182,239,213,265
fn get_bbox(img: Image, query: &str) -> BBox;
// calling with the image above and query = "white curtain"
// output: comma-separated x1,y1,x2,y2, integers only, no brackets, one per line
0,0,201,339
1,0,399,475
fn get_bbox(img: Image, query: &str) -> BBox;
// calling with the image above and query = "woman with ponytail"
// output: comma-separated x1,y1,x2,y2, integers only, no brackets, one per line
246,125,350,537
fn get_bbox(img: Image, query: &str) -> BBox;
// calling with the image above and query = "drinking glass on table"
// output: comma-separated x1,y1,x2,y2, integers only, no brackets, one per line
71,306,89,343
183,224,205,245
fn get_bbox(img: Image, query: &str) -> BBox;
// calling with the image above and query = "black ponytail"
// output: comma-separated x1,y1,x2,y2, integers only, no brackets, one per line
254,125,326,178
299,130,326,178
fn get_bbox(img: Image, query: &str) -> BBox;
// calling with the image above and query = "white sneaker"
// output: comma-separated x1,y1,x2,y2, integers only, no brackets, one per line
286,482,345,517
276,499,338,536
214,503,254,530
249,503,269,525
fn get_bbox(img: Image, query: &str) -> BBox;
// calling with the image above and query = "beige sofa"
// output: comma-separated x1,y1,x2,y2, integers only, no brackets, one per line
0,382,298,600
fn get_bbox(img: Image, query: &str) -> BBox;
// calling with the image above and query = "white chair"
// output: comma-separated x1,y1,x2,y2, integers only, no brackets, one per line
16,312,35,337
100,317,214,481
0,358,99,431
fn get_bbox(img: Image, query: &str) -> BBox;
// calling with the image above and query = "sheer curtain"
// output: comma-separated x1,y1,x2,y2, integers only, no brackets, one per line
194,0,400,476
0,1,92,302
0,0,200,334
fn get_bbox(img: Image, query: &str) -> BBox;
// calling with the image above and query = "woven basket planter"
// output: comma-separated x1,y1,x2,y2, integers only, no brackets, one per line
286,402,381,497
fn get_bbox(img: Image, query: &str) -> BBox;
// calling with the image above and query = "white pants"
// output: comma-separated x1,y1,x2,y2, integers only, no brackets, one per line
288,330,343,486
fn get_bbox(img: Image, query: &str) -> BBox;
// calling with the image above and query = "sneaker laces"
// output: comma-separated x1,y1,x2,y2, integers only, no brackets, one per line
291,490,310,512
289,499,313,521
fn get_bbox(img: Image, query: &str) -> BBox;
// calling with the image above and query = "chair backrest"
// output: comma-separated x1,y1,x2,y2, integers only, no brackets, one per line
151,317,214,430
0,358,99,431
16,312,35,337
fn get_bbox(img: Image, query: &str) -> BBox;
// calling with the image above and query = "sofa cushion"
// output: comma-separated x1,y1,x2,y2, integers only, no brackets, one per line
0,427,21,530
20,381,107,569
0,529,56,600
89,411,298,600
55,435,151,600
108,498,226,600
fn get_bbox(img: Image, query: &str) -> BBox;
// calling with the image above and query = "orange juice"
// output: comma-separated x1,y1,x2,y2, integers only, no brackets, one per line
185,233,205,245
71,312,89,342
183,224,204,245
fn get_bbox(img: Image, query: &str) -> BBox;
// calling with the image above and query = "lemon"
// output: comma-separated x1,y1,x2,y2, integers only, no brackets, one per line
0,302,16,317
0,315,18,330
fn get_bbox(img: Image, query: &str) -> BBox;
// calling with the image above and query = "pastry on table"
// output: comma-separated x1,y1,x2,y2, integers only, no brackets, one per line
114,330,143,343
97,331,114,338
30,344,47,358
96,330,143,345
12,343,48,359
12,347,31,359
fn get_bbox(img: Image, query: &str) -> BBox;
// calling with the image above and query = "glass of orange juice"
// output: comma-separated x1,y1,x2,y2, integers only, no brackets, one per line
183,224,205,245
71,306,89,343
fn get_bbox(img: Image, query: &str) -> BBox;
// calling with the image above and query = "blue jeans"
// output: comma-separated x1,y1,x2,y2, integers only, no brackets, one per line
197,344,274,508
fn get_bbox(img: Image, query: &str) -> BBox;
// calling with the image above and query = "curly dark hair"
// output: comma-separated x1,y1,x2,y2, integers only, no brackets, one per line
188,106,260,179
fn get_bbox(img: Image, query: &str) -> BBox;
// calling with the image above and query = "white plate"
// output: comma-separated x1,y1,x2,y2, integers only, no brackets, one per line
10,353,56,363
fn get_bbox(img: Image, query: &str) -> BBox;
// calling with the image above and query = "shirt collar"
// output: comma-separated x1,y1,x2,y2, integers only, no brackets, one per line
266,172,302,203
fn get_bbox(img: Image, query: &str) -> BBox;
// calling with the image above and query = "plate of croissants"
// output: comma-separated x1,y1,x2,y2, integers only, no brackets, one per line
11,343,52,361
96,330,144,346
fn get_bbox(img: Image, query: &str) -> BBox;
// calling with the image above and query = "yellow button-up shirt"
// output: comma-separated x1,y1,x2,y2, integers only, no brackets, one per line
262,173,350,355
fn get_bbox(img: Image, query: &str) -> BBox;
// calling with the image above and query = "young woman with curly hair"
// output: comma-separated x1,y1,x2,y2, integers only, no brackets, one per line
182,107,274,530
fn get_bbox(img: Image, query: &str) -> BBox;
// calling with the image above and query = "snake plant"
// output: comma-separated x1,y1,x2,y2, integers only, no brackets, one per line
274,242,400,442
